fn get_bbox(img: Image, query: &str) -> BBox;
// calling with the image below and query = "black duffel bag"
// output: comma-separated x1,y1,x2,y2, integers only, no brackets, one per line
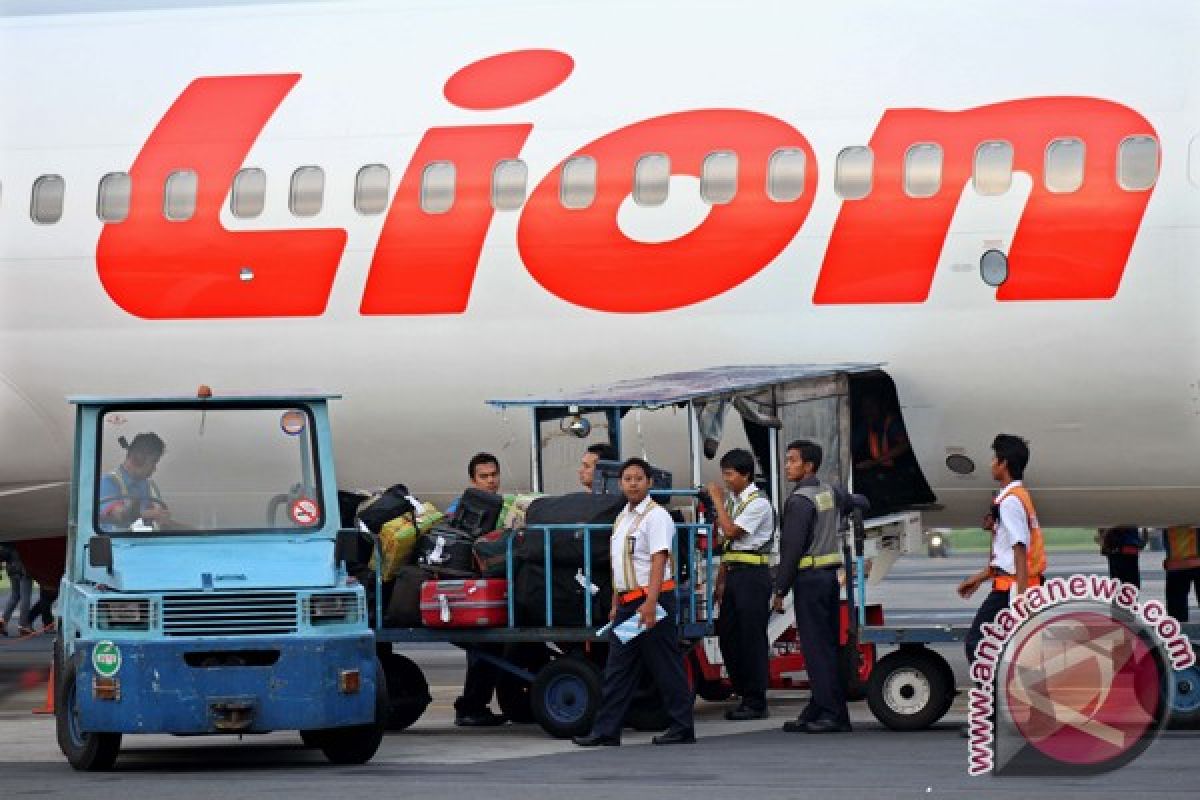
518,493,625,566
415,523,476,577
514,561,612,628
384,565,434,627
357,483,417,535
449,488,504,538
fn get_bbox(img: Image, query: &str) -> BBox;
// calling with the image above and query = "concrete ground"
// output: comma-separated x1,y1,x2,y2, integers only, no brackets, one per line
0,552,1196,799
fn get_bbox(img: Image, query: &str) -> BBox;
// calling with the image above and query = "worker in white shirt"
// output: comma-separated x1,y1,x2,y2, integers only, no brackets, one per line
573,457,696,747
707,448,775,720
958,434,1046,664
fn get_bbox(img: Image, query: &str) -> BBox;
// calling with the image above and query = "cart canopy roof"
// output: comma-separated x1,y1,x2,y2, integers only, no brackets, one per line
487,364,882,410
68,390,340,406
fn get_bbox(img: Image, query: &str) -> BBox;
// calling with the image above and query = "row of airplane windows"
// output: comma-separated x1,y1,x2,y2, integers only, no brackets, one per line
7,136,1160,225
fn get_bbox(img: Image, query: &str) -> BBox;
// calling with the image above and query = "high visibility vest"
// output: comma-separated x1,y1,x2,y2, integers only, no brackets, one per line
721,489,774,566
792,483,842,570
868,416,898,467
106,469,162,506
992,484,1046,591
1164,526,1200,571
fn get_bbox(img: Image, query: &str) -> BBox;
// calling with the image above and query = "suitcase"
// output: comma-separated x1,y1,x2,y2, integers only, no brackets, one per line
372,502,445,581
519,493,625,566
420,579,509,628
449,488,504,538
514,561,611,628
415,523,477,577
384,565,434,627
358,483,419,534
473,529,515,578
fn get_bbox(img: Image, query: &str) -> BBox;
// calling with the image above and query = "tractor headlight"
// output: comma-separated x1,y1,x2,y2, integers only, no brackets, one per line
306,592,360,626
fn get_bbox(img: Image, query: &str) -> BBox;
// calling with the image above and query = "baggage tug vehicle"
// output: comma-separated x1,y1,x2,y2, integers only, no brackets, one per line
56,390,384,770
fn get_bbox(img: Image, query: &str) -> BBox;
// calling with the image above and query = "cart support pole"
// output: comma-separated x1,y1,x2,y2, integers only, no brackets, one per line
530,408,543,493
687,401,702,487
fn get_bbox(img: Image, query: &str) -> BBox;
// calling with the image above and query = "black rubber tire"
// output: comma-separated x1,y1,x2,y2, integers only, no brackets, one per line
1168,664,1200,729
867,648,952,731
312,657,388,765
299,730,322,748
380,651,431,731
496,644,551,724
531,657,602,739
56,653,122,772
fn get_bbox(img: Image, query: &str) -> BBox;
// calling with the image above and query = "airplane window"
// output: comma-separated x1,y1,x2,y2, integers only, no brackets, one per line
163,170,198,221
634,153,670,206
767,148,806,202
904,143,943,198
290,166,325,217
973,141,1013,196
1118,135,1159,191
560,156,597,209
420,161,455,214
1045,138,1085,193
31,175,66,225
491,159,528,211
835,146,873,200
97,172,131,223
231,168,266,219
701,151,738,205
354,164,391,215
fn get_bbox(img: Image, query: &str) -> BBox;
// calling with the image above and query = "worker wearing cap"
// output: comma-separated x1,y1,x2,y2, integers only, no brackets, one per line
574,457,695,747
708,448,775,720
772,439,851,734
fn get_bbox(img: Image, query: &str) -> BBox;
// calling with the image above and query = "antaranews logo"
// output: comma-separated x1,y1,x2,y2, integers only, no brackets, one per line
967,575,1195,776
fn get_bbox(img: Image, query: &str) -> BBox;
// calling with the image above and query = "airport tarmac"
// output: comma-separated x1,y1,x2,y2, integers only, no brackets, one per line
0,552,1196,799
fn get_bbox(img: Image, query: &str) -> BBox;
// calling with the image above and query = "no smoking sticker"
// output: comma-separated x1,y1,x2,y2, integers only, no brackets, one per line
290,498,319,526
92,641,122,678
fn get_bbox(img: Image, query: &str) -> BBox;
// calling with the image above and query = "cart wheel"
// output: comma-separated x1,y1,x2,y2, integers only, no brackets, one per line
1169,664,1200,729
867,648,953,731
380,651,431,731
496,644,551,724
531,657,602,739
56,656,122,772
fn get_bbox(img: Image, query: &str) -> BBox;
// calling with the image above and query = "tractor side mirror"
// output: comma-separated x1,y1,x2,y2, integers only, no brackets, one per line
89,535,113,569
334,529,362,567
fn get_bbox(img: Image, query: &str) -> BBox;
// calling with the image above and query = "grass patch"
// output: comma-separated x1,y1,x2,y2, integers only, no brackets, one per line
947,528,1098,553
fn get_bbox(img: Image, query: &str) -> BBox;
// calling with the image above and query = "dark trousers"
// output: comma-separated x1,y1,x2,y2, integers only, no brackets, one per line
792,568,848,726
455,643,503,715
2,574,33,628
1106,553,1141,589
590,592,694,739
717,565,771,710
1166,568,1200,623
965,589,1011,664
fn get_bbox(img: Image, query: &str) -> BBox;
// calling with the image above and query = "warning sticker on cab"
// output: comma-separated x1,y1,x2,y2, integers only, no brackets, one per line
92,641,122,678
290,498,319,526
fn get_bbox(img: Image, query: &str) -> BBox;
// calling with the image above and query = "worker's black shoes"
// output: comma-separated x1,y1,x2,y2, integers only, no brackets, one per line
783,716,852,734
573,734,621,747
652,728,696,745
725,705,769,721
454,709,506,727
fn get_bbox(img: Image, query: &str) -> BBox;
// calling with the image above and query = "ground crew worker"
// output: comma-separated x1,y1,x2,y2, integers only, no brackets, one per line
578,442,618,491
98,433,174,531
1164,525,1200,622
772,440,851,734
707,448,774,720
1100,526,1142,588
958,434,1046,665
574,457,695,747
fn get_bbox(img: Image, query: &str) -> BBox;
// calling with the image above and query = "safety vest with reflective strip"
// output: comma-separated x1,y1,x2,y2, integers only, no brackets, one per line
992,484,1046,591
614,499,674,593
722,489,774,566
1164,526,1200,571
792,483,841,570
106,469,162,506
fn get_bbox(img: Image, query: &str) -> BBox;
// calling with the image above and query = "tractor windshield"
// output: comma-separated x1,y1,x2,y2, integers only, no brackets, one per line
94,406,323,535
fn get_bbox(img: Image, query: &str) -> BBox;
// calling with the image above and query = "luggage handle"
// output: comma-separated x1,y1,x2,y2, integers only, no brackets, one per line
438,593,451,624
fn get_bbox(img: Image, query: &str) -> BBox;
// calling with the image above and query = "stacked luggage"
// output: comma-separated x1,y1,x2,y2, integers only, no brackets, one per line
341,485,626,631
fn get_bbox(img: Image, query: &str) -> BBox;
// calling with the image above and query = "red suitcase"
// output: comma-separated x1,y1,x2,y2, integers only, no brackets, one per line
420,579,509,628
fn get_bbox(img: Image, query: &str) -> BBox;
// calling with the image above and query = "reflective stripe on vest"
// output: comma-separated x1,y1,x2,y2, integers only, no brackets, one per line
107,469,162,504
992,484,1046,590
1165,526,1200,571
792,483,839,571
722,489,774,565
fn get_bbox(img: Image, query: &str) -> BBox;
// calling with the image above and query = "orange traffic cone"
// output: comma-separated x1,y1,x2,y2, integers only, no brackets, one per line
33,661,54,715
